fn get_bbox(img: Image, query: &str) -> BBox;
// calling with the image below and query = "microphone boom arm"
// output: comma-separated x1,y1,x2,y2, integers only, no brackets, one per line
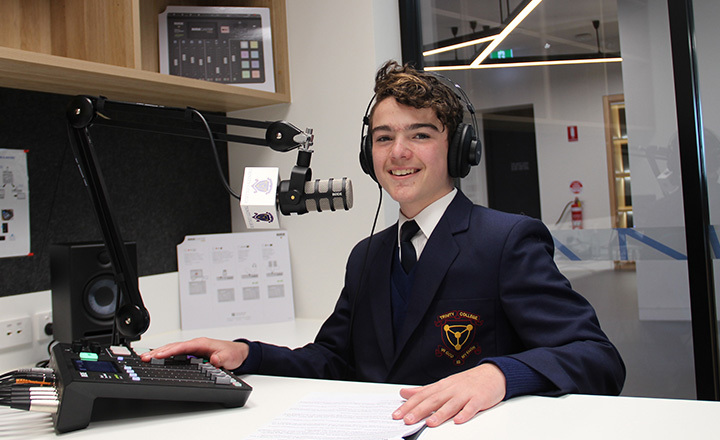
65,95,314,345
66,119,149,346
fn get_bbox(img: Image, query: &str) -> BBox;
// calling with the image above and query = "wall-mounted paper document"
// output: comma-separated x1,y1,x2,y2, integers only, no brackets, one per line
0,149,30,258
177,231,294,329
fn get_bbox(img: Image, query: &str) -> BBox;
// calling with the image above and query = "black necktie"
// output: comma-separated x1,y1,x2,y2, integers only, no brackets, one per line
400,220,420,274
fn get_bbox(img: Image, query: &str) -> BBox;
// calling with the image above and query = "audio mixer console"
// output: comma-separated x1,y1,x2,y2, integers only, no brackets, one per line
49,342,251,433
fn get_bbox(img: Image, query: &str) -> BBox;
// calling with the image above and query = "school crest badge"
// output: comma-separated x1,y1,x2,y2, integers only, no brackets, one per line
434,310,483,366
252,212,275,224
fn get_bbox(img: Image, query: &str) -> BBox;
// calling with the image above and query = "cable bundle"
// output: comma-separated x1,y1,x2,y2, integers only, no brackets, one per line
0,368,58,413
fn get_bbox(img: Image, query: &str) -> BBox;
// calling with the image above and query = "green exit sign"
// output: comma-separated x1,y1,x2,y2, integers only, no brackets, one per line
491,49,514,59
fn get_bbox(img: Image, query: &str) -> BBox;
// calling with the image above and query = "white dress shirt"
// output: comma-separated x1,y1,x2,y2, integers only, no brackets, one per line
397,188,457,261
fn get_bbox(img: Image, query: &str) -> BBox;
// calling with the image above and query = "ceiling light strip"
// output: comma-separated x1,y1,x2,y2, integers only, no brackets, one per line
423,35,497,57
425,57,623,71
470,0,544,67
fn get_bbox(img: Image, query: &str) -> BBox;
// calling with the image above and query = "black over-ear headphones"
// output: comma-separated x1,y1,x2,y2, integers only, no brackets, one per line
358,74,482,182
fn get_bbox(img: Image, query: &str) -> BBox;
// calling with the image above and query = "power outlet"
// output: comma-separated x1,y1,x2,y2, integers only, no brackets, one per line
34,311,53,342
0,316,33,350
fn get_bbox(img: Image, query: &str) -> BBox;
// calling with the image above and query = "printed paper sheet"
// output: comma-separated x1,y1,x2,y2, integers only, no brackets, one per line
177,231,294,329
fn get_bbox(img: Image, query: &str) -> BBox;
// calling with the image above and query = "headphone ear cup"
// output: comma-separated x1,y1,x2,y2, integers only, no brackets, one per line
359,135,377,182
448,123,481,178
448,123,468,178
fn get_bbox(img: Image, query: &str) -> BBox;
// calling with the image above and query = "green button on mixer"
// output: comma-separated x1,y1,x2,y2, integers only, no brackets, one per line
79,352,99,361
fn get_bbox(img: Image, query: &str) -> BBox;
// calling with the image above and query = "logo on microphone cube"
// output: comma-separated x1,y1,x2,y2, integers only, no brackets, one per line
252,212,274,224
251,177,274,195
241,167,280,229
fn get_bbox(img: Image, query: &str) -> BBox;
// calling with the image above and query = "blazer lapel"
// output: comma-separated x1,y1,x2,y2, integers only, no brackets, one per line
365,226,397,370
392,192,473,364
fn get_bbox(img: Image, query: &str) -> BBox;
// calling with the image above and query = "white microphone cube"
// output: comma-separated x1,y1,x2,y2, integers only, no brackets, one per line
240,167,280,229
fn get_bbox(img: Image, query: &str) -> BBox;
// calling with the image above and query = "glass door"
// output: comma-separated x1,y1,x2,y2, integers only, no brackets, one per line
405,0,720,399
685,0,720,399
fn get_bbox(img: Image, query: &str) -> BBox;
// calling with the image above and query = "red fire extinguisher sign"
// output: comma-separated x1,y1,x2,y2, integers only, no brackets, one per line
567,126,578,142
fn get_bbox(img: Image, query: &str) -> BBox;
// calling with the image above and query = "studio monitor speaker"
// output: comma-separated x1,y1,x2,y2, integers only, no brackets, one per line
50,242,137,345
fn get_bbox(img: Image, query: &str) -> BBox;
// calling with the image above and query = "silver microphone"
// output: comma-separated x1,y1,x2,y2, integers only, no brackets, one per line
302,178,353,212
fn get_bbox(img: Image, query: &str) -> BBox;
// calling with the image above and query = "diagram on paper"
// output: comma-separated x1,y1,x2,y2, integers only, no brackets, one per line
0,149,30,258
177,231,294,329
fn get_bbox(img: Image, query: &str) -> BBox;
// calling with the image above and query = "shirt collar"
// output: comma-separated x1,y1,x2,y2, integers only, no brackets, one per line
398,188,457,242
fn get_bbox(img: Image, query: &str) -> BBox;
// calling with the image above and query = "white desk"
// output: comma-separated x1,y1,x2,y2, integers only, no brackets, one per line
2,319,720,438
2,375,720,439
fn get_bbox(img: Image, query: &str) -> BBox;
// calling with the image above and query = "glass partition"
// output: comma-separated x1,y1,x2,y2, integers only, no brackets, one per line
408,0,720,399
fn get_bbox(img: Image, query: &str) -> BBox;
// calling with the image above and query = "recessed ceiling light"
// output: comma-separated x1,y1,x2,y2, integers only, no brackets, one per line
470,0,543,67
425,57,623,71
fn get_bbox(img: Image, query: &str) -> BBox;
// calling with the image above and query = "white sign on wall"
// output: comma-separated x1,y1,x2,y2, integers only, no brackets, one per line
0,149,30,258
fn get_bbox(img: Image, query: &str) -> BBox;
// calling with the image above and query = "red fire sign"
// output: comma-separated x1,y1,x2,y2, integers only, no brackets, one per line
570,180,583,194
567,126,578,142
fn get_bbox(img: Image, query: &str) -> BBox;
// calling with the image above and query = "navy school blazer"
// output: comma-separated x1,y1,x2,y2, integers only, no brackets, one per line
240,191,625,396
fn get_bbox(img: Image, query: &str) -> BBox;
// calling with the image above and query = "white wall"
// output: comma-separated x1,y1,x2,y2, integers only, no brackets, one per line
228,0,402,320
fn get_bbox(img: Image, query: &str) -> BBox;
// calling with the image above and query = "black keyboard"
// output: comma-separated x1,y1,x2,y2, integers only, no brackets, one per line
49,342,252,433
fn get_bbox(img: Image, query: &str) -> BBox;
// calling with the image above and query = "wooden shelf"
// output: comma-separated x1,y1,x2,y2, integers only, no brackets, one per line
0,47,289,112
0,0,290,113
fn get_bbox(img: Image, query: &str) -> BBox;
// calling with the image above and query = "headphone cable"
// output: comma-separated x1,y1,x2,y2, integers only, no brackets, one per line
343,182,383,379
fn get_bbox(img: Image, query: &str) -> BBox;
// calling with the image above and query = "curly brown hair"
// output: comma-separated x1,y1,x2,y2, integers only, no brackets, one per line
369,60,464,138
